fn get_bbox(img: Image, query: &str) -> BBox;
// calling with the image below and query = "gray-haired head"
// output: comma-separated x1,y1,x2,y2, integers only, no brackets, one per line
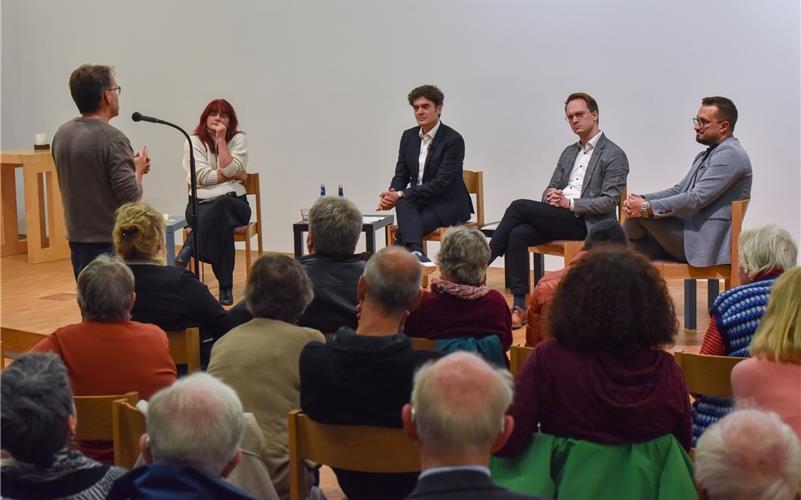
411,352,514,457
1,353,74,467
436,226,489,286
146,372,245,477
739,225,798,278
363,246,421,315
309,196,362,258
76,254,135,322
245,253,314,322
583,219,628,251
695,408,801,500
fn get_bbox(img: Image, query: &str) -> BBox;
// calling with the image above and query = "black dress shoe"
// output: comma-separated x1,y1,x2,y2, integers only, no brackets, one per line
219,288,233,306
174,242,192,269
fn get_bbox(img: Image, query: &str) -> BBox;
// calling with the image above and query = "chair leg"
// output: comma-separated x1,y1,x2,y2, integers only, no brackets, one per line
684,279,697,330
531,254,545,291
707,279,720,309
244,238,252,279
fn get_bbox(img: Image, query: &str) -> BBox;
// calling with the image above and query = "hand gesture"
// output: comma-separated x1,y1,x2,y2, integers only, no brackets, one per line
133,145,151,176
377,189,400,210
545,189,569,209
623,194,644,218
209,122,227,143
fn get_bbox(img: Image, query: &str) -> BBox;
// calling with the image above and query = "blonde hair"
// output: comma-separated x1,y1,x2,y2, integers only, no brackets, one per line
748,267,801,363
113,202,165,261
739,225,797,277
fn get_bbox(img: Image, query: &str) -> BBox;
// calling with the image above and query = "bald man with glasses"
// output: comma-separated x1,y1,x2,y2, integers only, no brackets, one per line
623,96,752,266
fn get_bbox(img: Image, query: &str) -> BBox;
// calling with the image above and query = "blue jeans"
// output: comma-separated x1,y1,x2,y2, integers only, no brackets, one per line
69,242,114,280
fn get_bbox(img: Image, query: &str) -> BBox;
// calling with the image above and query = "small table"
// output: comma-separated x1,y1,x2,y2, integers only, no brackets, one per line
293,214,394,258
1,150,69,263
164,215,186,265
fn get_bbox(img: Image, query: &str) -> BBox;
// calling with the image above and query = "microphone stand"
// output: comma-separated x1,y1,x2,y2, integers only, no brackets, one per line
133,117,200,278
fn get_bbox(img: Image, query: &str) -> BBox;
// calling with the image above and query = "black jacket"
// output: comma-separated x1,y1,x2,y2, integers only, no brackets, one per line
406,470,544,500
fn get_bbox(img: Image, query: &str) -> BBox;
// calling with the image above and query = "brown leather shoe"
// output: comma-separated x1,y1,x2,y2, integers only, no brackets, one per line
511,306,527,330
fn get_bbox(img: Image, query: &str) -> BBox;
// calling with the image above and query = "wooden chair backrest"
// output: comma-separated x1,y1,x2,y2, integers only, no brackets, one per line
242,172,262,231
165,327,201,373
288,410,419,500
729,199,749,286
409,337,437,351
462,170,484,226
510,345,534,376
618,185,628,222
74,392,138,442
0,327,48,368
673,351,746,398
112,399,146,468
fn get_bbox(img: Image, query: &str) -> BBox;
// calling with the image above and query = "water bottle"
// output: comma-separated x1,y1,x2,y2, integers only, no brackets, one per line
320,184,326,197
338,184,344,197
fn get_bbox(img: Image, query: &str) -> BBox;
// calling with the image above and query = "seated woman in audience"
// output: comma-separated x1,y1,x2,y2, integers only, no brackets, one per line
694,225,797,443
495,247,692,458
1,353,127,499
404,226,512,356
114,202,230,365
32,255,177,463
732,266,801,441
208,254,324,498
176,98,250,306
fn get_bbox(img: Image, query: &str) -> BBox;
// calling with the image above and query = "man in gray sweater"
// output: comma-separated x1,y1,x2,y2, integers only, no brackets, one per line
52,64,151,279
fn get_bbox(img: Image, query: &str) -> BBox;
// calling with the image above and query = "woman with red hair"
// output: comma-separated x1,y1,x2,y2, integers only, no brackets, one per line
177,99,250,305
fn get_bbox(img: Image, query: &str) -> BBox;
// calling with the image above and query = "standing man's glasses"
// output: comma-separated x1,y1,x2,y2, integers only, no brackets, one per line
692,117,721,128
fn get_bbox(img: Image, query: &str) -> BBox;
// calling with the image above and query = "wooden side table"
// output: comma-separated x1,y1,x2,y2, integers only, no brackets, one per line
1,150,69,263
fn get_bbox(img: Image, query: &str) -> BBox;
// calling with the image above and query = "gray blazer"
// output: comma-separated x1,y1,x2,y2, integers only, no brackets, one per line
645,135,752,267
542,133,629,231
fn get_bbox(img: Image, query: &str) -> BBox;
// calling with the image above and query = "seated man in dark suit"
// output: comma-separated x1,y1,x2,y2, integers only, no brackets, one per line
623,96,752,265
378,84,473,254
300,246,441,500
402,352,542,500
227,196,366,334
488,92,629,327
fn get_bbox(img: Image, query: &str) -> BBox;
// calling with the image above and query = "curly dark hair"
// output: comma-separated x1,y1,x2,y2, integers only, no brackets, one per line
548,247,677,355
408,85,444,107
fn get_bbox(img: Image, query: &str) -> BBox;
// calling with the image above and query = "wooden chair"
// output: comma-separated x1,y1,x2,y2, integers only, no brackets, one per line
112,399,146,468
509,345,534,376
165,327,201,373
653,199,749,329
673,351,746,398
288,410,420,500
386,170,485,255
409,337,437,351
184,172,264,279
0,327,48,368
73,392,138,442
527,185,627,288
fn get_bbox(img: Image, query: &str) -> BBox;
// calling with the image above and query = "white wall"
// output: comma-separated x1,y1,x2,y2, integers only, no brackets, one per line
3,0,799,262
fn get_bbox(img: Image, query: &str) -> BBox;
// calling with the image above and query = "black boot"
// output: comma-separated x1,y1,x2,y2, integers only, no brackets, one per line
219,288,233,306
175,241,192,269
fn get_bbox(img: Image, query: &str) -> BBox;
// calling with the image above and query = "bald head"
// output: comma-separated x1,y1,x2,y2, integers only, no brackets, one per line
363,246,421,314
410,352,513,456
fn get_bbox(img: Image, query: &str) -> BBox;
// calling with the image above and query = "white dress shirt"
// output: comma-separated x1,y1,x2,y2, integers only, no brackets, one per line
417,121,441,185
562,130,603,202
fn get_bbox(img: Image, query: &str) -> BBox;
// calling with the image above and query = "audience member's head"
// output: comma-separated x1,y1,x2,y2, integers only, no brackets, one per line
1,353,75,467
748,266,801,363
582,219,628,251
695,409,801,500
360,246,421,316
69,64,113,114
402,352,514,465
113,202,165,261
436,226,490,286
76,254,135,322
738,225,798,282
307,196,363,258
142,372,245,478
245,253,313,323
548,247,677,355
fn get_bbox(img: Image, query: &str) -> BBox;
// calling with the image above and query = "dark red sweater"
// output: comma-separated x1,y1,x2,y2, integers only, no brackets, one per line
496,339,692,456
403,289,512,351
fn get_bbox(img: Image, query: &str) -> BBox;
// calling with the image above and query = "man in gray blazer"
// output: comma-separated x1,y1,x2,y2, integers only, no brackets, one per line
623,96,752,266
489,92,629,326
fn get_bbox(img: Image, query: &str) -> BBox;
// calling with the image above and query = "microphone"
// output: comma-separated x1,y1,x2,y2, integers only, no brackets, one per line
131,112,164,124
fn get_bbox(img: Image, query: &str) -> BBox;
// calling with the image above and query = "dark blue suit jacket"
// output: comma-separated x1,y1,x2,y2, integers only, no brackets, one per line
405,470,544,499
389,123,473,225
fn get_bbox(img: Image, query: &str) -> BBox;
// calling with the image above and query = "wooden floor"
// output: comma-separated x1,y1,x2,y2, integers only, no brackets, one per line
0,249,710,499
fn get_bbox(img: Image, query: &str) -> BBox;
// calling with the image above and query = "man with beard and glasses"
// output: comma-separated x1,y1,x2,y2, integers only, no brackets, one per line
623,96,752,266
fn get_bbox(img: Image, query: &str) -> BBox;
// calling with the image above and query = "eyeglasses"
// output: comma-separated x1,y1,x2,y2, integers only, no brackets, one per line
692,116,722,128
106,86,122,96
565,111,587,122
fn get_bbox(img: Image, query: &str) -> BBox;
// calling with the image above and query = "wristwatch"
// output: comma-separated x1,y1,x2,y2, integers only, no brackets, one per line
641,199,650,218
